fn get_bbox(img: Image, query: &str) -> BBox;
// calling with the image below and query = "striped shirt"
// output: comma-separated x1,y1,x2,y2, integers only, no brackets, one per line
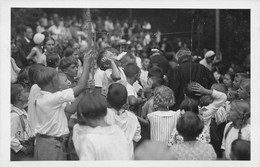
147,110,179,145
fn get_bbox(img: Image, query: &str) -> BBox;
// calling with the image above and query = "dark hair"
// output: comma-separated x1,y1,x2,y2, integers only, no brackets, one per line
231,139,250,160
180,97,199,114
43,36,55,46
148,66,163,79
150,76,164,89
107,83,127,110
17,66,30,88
63,47,76,57
183,82,200,100
200,95,213,107
28,64,44,87
11,84,24,104
77,91,107,125
225,71,235,82
235,72,249,80
124,62,140,78
34,66,58,89
177,111,204,139
47,53,60,68
59,56,78,71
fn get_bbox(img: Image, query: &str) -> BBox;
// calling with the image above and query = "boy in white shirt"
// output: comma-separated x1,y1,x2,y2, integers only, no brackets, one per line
31,50,94,160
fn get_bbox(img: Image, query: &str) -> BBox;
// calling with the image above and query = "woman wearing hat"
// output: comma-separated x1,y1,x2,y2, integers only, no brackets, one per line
199,50,216,71
26,33,46,66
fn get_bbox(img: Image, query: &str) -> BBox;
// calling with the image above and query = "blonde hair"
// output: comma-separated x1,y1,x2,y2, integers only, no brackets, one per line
34,66,58,89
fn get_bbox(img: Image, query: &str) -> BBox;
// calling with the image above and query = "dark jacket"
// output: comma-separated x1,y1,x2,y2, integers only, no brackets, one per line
16,37,34,66
167,58,216,110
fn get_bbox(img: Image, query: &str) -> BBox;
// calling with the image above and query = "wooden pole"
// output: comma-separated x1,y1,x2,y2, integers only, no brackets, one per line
216,9,220,58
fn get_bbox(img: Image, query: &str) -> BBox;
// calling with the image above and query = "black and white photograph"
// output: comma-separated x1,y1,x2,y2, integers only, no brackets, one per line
1,0,260,167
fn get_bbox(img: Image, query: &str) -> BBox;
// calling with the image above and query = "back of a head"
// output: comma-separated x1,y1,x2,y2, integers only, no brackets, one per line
177,111,204,139
17,66,30,86
211,83,228,95
77,91,107,125
231,100,250,123
200,95,213,107
148,66,164,79
180,97,199,114
150,76,164,89
59,56,78,72
231,139,250,160
64,48,76,57
183,82,201,101
107,83,127,110
28,64,45,86
176,47,191,63
47,53,60,68
124,62,140,78
34,66,57,89
153,85,175,109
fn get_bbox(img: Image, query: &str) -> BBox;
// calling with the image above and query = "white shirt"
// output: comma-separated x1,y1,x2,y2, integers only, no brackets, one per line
94,68,105,87
33,88,75,136
102,67,127,96
147,110,179,145
73,124,132,160
11,105,33,152
221,122,250,159
140,69,148,88
105,108,141,158
214,101,230,125
31,47,46,66
126,82,137,98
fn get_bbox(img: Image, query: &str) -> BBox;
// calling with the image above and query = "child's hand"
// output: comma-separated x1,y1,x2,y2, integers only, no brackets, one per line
83,49,95,65
191,82,206,96
86,79,95,89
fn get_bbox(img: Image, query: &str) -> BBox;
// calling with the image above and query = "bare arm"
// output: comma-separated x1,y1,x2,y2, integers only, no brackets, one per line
72,49,94,97
26,49,36,60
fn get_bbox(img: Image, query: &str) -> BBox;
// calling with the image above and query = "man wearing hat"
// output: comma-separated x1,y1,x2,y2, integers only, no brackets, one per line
167,47,216,111
199,50,216,71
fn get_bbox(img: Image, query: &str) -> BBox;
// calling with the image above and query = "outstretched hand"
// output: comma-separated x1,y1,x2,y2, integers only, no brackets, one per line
83,49,95,65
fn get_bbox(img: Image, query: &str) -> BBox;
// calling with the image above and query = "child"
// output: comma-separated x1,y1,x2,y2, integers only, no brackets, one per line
72,91,132,160
26,33,46,66
139,57,150,88
221,100,250,160
105,83,141,158
11,84,33,161
97,48,126,96
17,66,30,91
233,72,248,90
124,62,146,113
223,71,235,89
147,85,177,145
237,78,250,102
59,56,79,87
46,52,61,71
31,49,94,160
230,139,250,160
170,111,217,160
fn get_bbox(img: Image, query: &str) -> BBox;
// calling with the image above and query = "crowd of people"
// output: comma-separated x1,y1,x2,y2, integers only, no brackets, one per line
10,12,250,161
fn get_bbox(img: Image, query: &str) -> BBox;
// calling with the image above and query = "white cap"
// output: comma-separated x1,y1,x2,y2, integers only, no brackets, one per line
204,50,215,58
33,33,45,45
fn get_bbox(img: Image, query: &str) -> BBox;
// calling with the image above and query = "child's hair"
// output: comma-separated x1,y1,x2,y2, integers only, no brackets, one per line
240,79,250,95
17,66,30,88
180,97,199,114
177,111,204,139
153,85,175,110
148,66,163,79
97,48,119,70
225,71,235,82
77,91,107,125
63,48,76,57
124,62,140,78
200,95,213,107
11,83,24,104
107,83,127,110
211,83,228,95
46,53,60,68
231,139,250,160
230,100,250,139
227,87,238,101
28,64,44,87
183,82,200,101
34,66,58,89
235,72,249,80
59,56,78,72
